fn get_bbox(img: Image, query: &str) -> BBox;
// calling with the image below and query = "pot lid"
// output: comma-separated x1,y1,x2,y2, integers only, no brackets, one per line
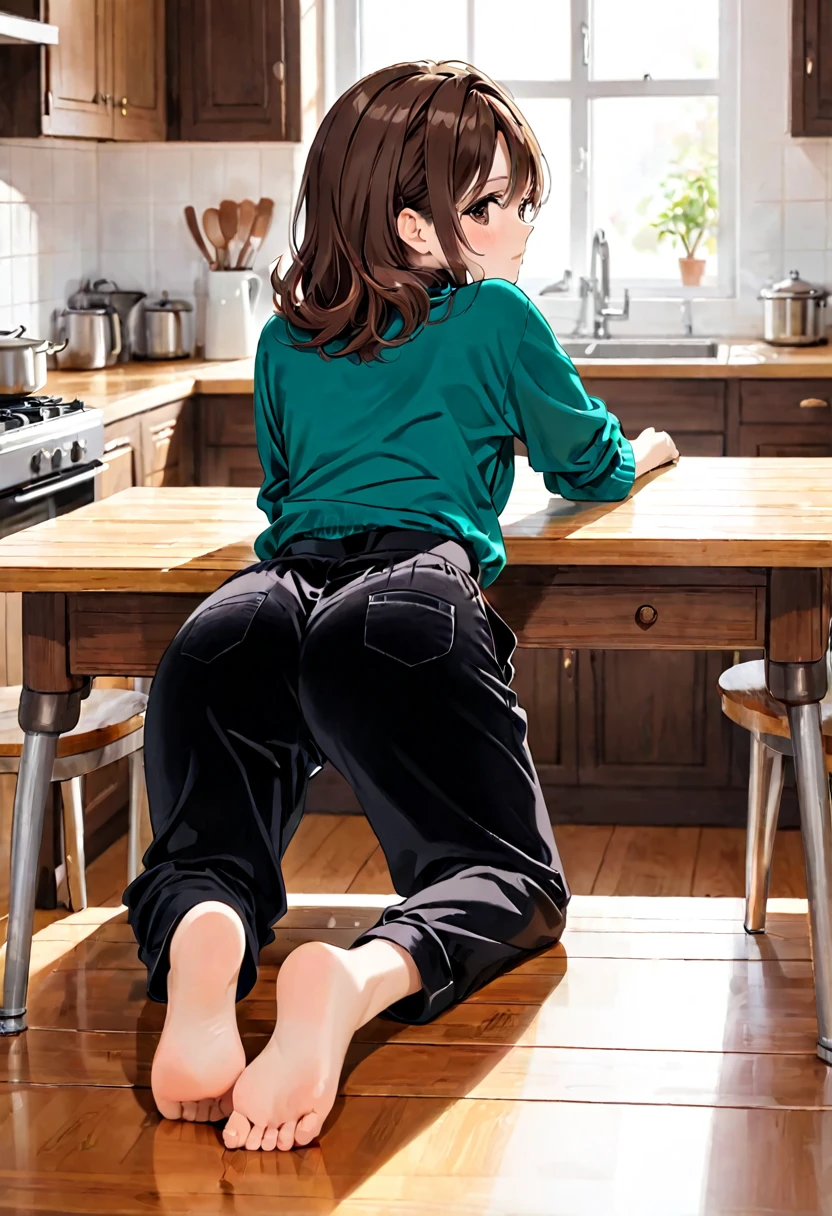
0,333,50,350
760,268,829,300
146,290,193,313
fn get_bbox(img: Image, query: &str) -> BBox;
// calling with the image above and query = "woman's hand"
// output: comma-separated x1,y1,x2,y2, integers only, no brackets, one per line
630,427,680,478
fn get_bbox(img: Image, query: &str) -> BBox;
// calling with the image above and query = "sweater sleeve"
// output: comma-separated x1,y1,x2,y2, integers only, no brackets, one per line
503,299,636,501
253,321,290,527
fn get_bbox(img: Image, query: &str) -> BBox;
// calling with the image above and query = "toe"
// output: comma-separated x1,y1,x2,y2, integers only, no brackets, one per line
276,1120,297,1152
206,1100,225,1123
223,1110,251,1150
182,1101,198,1122
154,1098,183,1121
261,1126,279,1152
195,1099,213,1122
219,1087,235,1118
245,1124,266,1151
295,1111,321,1146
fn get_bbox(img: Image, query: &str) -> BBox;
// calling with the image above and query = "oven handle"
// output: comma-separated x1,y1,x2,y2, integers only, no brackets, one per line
12,462,108,505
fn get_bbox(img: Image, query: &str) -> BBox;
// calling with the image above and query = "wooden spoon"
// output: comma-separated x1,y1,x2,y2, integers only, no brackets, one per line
184,205,215,268
202,207,226,269
240,197,274,269
219,199,239,267
233,198,257,269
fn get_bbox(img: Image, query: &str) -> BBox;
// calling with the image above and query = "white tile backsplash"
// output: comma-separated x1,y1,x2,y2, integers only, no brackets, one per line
4,0,832,342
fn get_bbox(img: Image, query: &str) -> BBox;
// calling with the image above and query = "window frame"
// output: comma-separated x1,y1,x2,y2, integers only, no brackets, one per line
327,0,738,300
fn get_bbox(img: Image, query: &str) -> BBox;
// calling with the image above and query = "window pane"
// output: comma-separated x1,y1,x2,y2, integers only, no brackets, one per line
360,0,468,76
512,99,571,286
591,96,718,282
474,0,570,81
591,0,719,80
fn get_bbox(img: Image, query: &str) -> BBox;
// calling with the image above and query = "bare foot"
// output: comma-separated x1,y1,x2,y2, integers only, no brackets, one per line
223,938,419,1152
151,901,247,1123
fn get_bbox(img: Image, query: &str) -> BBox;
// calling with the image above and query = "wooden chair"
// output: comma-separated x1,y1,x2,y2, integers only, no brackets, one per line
719,656,832,934
0,682,149,911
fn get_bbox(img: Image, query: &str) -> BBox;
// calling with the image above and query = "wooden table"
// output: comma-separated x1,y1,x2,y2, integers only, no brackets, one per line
1,457,832,1064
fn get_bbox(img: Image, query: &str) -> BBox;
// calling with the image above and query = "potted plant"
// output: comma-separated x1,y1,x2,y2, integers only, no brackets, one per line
649,164,718,287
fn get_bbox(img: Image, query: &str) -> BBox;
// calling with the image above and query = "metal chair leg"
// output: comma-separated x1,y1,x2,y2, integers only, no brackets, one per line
788,702,832,1065
59,776,88,912
127,748,146,884
744,732,785,934
0,732,59,1035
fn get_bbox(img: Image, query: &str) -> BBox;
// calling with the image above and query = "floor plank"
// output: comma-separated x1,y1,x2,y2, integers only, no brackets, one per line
1,1086,831,1216
553,824,614,893
592,826,701,896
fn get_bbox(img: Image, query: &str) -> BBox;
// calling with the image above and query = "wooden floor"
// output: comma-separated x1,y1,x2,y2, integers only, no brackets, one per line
0,818,825,1215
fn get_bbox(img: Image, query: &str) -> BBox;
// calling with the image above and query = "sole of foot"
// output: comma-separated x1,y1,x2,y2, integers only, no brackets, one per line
223,940,371,1152
151,901,248,1123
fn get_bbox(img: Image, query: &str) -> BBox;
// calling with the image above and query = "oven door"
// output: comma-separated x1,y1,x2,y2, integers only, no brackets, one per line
0,460,106,541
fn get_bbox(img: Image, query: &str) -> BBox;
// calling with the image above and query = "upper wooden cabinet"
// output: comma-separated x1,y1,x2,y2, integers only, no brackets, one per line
792,0,832,135
0,0,165,140
167,0,301,141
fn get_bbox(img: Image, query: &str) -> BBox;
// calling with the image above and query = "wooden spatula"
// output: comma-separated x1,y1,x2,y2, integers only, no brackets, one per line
184,205,215,268
202,207,226,269
219,199,239,267
233,198,257,269
239,197,274,269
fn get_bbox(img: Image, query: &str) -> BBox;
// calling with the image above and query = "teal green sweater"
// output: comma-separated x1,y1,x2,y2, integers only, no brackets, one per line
252,279,635,588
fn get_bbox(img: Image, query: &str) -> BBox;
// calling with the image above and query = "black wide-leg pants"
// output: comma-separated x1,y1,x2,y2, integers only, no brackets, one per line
122,528,570,1025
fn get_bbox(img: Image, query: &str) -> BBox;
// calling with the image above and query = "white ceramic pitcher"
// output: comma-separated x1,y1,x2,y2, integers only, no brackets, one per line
204,269,262,360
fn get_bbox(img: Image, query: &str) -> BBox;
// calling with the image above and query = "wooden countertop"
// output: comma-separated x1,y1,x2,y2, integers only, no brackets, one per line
44,340,832,428
1,457,831,593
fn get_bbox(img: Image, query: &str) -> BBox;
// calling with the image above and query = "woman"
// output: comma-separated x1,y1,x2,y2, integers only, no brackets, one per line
123,60,678,1154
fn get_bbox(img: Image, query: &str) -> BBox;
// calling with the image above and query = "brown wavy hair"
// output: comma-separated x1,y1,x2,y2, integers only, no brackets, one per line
271,60,548,363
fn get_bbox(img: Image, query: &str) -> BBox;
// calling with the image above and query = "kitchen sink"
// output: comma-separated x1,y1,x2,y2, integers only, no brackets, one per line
560,338,720,360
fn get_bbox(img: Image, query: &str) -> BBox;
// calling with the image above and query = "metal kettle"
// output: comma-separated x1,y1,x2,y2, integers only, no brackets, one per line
54,306,122,370
759,269,829,346
136,292,194,360
69,279,146,362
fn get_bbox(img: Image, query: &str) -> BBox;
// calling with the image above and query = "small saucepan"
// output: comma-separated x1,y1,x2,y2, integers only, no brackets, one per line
0,326,69,397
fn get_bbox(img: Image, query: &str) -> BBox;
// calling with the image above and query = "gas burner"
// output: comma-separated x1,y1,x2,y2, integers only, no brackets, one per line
0,397,84,431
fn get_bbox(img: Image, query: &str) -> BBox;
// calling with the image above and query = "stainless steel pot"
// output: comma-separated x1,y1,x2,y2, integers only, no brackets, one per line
140,292,193,360
54,307,122,370
759,269,829,346
0,326,68,396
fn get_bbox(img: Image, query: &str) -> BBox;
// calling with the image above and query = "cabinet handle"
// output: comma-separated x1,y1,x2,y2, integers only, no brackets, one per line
635,604,658,630
807,55,815,75
800,397,829,408
562,649,574,677
272,60,285,82
120,96,128,117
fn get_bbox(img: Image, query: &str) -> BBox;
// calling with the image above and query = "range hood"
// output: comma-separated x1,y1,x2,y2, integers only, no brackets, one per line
0,10,58,44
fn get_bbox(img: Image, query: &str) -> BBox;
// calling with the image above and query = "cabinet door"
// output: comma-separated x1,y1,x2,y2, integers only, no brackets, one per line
511,647,578,784
577,649,732,788
201,446,264,487
792,0,832,136
738,425,832,457
112,0,165,140
170,0,301,141
44,0,113,138
138,400,194,486
100,416,141,497
582,378,726,456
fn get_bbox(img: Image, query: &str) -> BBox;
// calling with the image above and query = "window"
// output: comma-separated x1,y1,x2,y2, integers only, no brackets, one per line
332,0,737,298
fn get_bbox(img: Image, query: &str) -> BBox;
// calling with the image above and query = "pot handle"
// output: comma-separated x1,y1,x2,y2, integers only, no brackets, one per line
108,310,123,361
38,337,69,355
0,324,26,339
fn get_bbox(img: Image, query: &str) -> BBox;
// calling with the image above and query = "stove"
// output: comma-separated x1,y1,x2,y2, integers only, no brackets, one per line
0,394,105,497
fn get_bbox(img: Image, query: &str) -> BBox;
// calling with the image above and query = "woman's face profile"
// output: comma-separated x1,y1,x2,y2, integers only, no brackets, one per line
397,132,534,285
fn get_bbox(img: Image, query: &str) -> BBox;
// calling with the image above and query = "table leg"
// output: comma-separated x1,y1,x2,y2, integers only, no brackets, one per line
766,568,832,1065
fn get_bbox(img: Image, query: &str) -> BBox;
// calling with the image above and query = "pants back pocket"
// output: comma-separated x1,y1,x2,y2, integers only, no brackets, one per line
181,591,267,664
364,589,455,667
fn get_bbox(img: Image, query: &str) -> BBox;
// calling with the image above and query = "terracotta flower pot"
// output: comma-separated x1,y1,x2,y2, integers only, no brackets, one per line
679,256,706,287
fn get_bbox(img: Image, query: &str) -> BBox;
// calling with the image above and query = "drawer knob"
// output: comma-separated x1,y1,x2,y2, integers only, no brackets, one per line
635,604,658,629
800,398,829,408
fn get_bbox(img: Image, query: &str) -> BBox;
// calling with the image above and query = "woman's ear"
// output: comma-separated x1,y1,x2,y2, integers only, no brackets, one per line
397,207,436,260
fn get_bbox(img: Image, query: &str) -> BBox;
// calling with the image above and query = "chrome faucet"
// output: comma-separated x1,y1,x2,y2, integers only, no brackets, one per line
586,228,630,339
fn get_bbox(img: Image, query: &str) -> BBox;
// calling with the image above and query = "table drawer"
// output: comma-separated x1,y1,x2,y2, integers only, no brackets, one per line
740,380,832,424
581,379,726,433
486,584,763,649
